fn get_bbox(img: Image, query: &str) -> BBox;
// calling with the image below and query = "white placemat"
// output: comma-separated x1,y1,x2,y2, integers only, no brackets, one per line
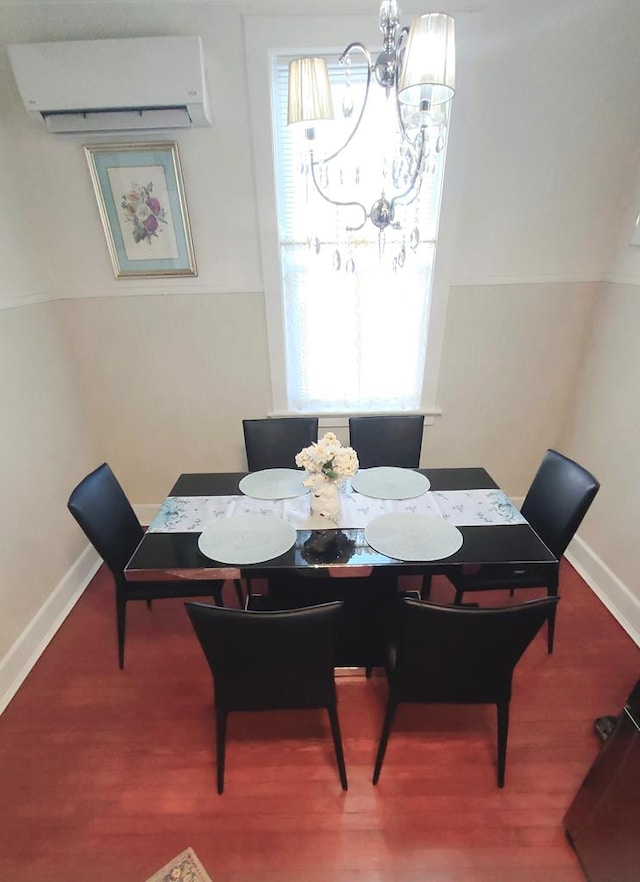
364,512,463,561
197,514,296,564
351,467,431,500
238,468,309,500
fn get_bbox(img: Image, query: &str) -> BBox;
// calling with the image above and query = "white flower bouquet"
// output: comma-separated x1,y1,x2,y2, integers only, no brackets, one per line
295,432,359,481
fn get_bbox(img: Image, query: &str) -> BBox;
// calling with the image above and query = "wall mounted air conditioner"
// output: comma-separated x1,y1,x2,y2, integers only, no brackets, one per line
7,36,213,133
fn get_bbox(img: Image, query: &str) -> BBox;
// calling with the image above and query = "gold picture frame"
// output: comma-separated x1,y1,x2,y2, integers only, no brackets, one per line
85,141,197,278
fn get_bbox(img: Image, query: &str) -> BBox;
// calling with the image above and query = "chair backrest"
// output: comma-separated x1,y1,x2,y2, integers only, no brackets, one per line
349,415,423,469
67,463,143,578
393,597,559,705
242,417,319,471
185,601,344,711
521,449,600,559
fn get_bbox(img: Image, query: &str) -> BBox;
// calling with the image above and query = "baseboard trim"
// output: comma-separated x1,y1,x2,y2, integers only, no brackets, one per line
0,544,101,715
565,534,640,647
3,522,636,714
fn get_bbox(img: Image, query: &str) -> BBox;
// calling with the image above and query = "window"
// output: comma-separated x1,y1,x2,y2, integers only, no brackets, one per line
272,55,450,414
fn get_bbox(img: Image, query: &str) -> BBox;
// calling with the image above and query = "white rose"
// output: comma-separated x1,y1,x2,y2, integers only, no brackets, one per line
136,203,151,221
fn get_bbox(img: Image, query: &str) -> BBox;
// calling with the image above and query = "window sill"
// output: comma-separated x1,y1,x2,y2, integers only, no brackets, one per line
267,410,442,428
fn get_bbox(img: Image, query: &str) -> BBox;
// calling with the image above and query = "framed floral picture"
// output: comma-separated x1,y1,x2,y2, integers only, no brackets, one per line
85,142,197,278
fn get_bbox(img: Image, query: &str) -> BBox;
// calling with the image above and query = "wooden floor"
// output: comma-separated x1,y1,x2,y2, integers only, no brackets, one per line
1,562,638,882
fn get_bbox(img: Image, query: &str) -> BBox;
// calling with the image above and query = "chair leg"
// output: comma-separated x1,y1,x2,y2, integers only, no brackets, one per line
496,701,510,788
547,603,557,654
454,587,464,605
373,695,398,785
116,595,126,670
327,703,348,790
146,599,152,610
365,666,373,678
213,591,224,608
419,574,433,600
215,708,227,795
233,579,244,607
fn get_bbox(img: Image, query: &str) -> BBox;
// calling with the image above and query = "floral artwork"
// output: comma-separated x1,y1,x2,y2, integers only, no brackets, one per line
120,182,167,245
85,142,196,277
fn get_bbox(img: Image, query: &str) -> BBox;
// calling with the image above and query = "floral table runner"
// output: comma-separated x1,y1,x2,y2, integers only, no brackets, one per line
147,487,526,533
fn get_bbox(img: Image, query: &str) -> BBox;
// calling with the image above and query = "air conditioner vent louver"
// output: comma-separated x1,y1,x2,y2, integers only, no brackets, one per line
7,36,212,133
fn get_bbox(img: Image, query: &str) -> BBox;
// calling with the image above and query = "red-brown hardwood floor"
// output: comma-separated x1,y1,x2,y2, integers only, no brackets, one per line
0,562,638,882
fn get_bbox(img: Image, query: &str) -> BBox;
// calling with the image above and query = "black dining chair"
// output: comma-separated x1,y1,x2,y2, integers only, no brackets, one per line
372,596,559,788
446,449,599,654
348,415,424,469
68,463,243,669
241,417,318,599
185,600,348,794
350,414,427,599
242,417,319,472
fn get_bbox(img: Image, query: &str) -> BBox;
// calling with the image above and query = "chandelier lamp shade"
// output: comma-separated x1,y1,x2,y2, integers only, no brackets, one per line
288,57,335,127
397,13,455,112
286,1,456,235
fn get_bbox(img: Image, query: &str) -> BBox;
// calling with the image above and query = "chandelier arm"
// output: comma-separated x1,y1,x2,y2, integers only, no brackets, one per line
394,90,421,148
318,42,373,166
309,152,368,232
394,158,425,210
388,128,426,212
390,25,416,147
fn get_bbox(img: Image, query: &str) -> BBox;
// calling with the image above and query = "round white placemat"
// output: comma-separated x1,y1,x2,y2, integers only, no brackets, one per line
351,467,430,500
198,514,296,564
239,468,309,500
365,513,463,561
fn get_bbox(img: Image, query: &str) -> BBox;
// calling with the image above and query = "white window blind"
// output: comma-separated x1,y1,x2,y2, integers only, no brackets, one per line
272,56,449,413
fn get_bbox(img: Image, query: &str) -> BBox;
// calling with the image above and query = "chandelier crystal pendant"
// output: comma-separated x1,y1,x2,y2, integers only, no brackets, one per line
287,1,455,244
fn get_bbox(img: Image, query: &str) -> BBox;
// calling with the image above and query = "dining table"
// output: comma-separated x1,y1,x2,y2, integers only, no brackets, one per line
126,467,556,577
125,467,558,667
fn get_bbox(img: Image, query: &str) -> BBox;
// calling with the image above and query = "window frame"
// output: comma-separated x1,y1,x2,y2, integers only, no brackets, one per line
243,12,475,419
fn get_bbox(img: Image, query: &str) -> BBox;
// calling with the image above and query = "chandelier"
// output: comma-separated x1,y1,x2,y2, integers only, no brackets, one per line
287,1,455,242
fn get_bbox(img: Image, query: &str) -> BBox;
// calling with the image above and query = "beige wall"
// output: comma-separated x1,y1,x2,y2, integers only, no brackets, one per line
560,284,640,592
0,302,97,660
558,165,640,636
0,25,98,675
2,0,640,702
428,282,598,494
557,79,640,638
58,292,272,501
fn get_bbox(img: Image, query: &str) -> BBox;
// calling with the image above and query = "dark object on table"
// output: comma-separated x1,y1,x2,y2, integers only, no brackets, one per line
565,679,640,882
301,529,356,564
447,448,599,654
594,715,619,742
185,599,347,794
242,417,318,472
68,463,243,669
372,596,558,788
348,415,423,468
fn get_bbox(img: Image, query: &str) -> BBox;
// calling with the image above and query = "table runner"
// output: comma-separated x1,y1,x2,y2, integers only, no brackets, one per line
147,487,526,533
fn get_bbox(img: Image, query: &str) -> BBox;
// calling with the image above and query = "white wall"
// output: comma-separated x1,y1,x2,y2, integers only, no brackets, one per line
451,0,640,285
2,0,640,704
